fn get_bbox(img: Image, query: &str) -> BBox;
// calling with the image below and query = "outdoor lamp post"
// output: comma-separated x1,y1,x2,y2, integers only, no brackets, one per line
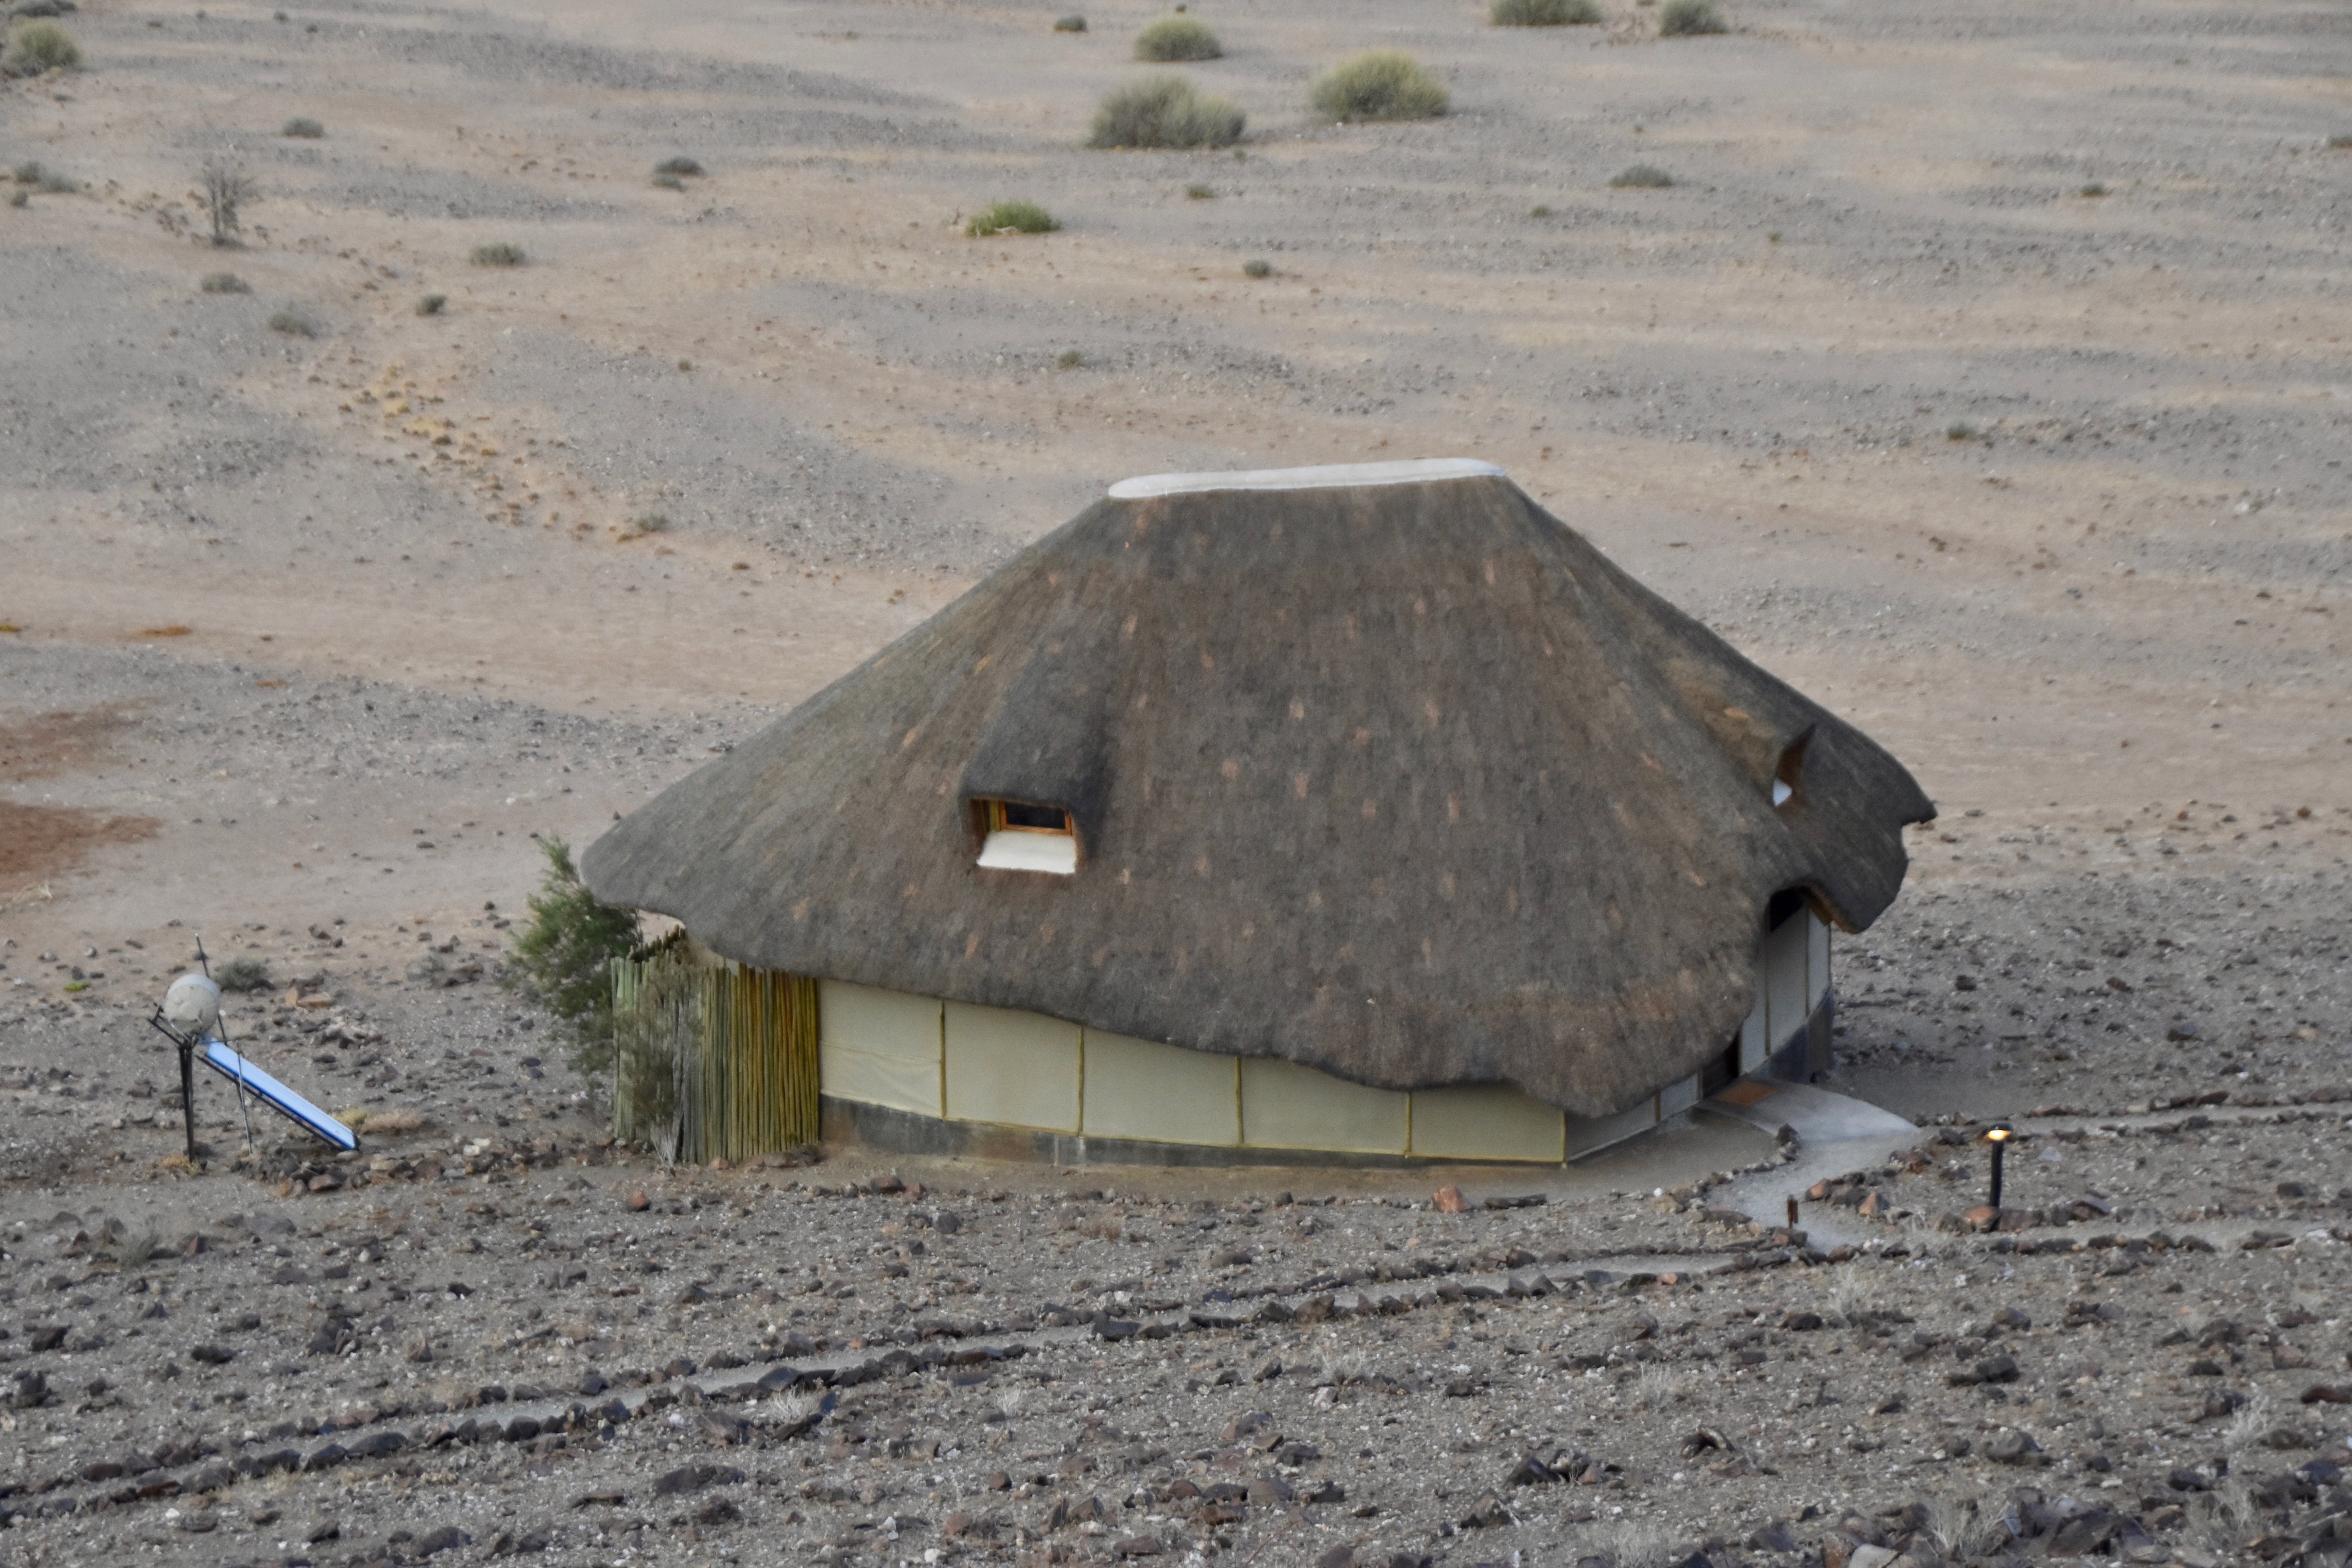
1984,1124,2013,1211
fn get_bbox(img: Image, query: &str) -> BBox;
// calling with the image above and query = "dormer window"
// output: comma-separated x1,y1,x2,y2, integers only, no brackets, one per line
1772,733,1809,810
974,798,1077,874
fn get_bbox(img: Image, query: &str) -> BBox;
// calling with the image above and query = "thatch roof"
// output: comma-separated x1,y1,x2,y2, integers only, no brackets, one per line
583,461,1934,1118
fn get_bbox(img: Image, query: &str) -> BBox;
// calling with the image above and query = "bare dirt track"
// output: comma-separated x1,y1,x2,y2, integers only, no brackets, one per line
1,0,2349,1563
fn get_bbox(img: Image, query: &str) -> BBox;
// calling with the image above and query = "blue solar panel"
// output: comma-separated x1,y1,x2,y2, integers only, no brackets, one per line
201,1039,359,1152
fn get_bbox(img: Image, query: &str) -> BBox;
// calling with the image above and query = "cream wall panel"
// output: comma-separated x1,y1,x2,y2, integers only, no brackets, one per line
1408,1085,1565,1162
1658,1072,1699,1119
1806,911,1831,1009
817,981,941,1116
1240,1058,1408,1154
1564,1099,1659,1161
1738,988,1768,1075
1764,914,1810,1050
1081,1031,1240,1147
945,1002,1081,1132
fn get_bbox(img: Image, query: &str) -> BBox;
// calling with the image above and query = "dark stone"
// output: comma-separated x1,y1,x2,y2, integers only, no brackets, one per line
414,1525,470,1556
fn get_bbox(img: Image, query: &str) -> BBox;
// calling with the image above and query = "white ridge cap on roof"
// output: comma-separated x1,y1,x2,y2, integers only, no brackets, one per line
1106,457,1506,500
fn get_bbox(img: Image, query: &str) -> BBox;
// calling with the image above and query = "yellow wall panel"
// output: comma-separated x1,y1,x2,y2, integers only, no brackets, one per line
1408,1084,1565,1162
817,980,942,1116
945,1001,1081,1132
1240,1057,1409,1154
1081,1030,1241,1147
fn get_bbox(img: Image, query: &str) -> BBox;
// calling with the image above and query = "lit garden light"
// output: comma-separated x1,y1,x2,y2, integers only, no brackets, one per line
1984,1123,2014,1210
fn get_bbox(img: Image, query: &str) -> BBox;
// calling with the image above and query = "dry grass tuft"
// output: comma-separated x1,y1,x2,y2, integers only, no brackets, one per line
965,199,1059,236
1135,15,1220,61
281,116,325,139
415,292,446,316
215,955,271,992
1311,51,1447,123
267,307,319,337
1658,0,1726,34
470,241,526,267
1494,0,1602,24
1242,258,1271,278
200,271,249,294
2,19,80,77
1053,13,1087,31
1610,163,1673,188
1090,75,1245,149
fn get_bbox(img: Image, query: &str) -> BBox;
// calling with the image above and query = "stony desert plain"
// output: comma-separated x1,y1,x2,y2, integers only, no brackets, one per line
2,0,2350,1564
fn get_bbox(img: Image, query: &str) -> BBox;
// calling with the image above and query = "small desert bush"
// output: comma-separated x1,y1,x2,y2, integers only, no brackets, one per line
201,163,250,246
470,240,526,267
1946,420,1979,441
1241,258,1271,277
2079,180,2107,197
1056,348,1084,368
1610,163,1672,188
1494,0,1601,24
505,835,640,1082
3,20,81,76
282,116,325,139
268,307,319,337
965,198,1058,236
106,1228,164,1269
215,955,271,993
654,155,703,177
1053,13,1087,31
11,160,39,183
626,511,669,536
1657,0,1726,34
1090,75,1245,149
1135,15,1220,61
2330,133,2352,151
1311,51,1447,123
199,271,249,293
415,292,445,315
1185,181,1214,199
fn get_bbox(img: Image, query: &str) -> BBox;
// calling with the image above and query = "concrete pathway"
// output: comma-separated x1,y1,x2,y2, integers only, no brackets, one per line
1700,1080,1921,1250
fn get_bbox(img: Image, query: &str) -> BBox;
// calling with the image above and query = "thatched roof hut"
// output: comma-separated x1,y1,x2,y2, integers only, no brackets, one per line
585,460,1931,1148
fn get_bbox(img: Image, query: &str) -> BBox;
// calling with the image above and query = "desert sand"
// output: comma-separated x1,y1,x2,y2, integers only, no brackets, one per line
1,0,2348,1562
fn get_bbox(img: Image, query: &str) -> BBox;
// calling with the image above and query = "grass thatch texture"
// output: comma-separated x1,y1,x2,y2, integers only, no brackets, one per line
1311,51,1447,123
1090,75,1245,149
1134,15,1220,61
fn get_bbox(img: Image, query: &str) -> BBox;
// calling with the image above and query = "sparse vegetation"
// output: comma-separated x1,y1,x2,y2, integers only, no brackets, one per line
1657,0,1726,34
2,19,81,77
1185,182,1215,199
1493,0,1602,25
415,292,445,315
12,160,73,194
2330,133,2352,150
200,164,249,247
267,307,318,337
1946,420,1980,441
281,116,324,139
199,271,249,293
654,155,704,178
1134,14,1219,61
1242,258,1271,278
1053,13,1086,31
1056,348,1085,369
965,199,1059,236
105,1228,164,1269
2079,180,2107,197
1610,162,1673,188
626,511,669,536
215,955,271,992
11,161,41,183
504,835,640,1082
1529,203,1551,217
1089,75,1245,150
470,241,526,267
1310,51,1448,123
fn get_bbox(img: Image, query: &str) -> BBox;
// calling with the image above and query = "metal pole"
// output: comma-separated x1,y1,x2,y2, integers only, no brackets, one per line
180,1035,198,1163
1989,1138,2005,1211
